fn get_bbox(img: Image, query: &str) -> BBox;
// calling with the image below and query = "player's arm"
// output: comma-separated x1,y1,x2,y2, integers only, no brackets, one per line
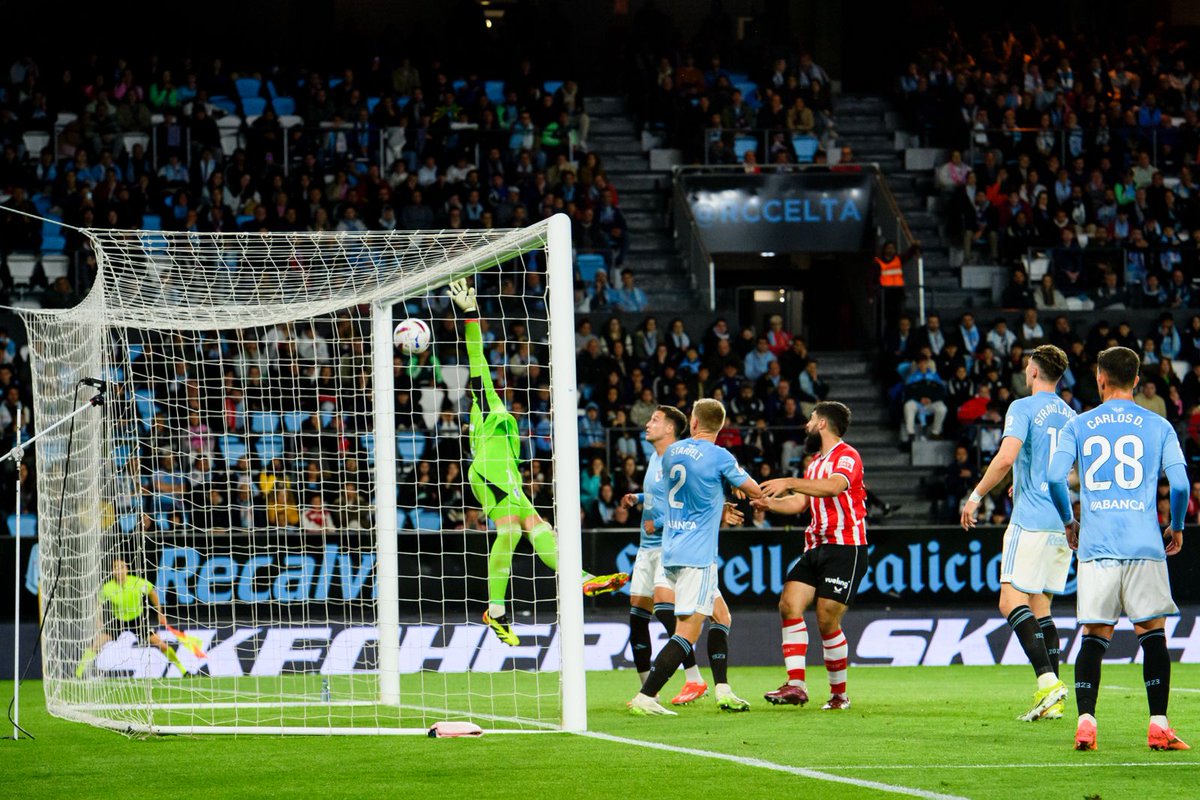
450,278,503,412
1047,448,1076,526
1164,427,1189,555
620,492,644,509
761,474,848,498
147,585,168,627
752,493,809,515
961,435,1021,529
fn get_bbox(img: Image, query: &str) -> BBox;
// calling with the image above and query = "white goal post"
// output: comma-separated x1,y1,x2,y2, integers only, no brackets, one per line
19,213,586,735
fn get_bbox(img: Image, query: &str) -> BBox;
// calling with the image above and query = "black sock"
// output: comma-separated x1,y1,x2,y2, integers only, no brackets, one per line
640,635,692,698
1139,629,1171,717
630,607,653,674
1075,634,1110,717
1037,616,1061,676
707,623,730,685
655,603,696,669
1007,605,1054,677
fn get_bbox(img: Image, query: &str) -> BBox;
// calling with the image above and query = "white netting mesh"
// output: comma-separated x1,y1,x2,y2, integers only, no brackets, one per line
22,218,580,734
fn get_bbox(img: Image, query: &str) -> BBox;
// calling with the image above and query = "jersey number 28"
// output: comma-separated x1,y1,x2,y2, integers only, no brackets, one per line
1082,434,1144,490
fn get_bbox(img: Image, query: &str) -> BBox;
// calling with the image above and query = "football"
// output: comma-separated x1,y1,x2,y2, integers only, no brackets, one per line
393,318,432,355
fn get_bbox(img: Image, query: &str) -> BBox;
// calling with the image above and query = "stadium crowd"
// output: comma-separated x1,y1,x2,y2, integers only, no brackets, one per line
894,20,1200,524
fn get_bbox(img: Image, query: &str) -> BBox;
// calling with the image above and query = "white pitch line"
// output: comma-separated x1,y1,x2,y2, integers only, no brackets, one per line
1108,685,1200,694
823,762,1199,770
580,730,968,800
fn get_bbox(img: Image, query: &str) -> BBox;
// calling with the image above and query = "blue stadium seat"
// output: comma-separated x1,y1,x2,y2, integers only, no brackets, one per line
236,214,254,227
734,81,759,107
396,432,426,463
128,343,144,361
242,97,267,116
210,96,238,115
7,514,36,538
791,134,820,163
32,194,52,215
485,80,506,104
412,508,442,532
114,444,131,469
733,135,758,160
360,433,376,466
282,410,308,433
235,77,262,98
42,215,63,238
328,77,343,89
42,235,66,254
452,79,466,93
272,96,296,116
141,214,162,230
543,80,564,96
266,80,278,99
576,252,606,283
367,96,381,113
219,434,248,466
249,410,281,434
254,435,285,464
132,388,158,427
119,514,138,534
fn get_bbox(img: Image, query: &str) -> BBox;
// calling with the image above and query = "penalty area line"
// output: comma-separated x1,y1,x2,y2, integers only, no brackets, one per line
579,730,968,800
822,762,1200,770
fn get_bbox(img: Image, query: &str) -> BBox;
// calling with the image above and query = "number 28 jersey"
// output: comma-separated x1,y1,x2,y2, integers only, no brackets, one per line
661,438,749,569
1053,398,1185,561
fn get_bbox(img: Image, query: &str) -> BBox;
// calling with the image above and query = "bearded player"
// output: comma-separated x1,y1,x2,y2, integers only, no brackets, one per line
448,278,627,646
753,401,866,711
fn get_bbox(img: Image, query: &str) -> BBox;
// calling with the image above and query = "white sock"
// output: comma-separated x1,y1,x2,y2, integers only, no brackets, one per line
1037,672,1060,691
1151,714,1170,729
788,679,808,690
638,670,650,684
684,665,703,683
716,682,731,695
488,603,507,619
1079,713,1097,725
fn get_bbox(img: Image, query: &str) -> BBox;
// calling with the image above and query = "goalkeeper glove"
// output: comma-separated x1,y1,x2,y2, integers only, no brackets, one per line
449,279,478,314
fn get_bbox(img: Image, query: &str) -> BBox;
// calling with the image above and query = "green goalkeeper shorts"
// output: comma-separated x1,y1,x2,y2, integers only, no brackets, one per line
468,463,536,522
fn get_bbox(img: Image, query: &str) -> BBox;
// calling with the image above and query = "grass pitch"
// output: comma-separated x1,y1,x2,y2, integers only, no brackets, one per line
2,664,1198,799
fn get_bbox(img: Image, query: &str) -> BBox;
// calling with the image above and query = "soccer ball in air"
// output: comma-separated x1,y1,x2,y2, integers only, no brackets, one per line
393,318,432,354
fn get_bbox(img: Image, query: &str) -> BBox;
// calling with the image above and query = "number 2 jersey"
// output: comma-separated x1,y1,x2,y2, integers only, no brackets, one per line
661,438,749,568
1004,390,1075,531
803,441,868,550
1053,398,1185,561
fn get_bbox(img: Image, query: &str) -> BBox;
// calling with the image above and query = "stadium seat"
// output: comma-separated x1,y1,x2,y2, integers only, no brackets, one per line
328,77,343,89
118,514,138,534
127,343,144,361
367,96,381,113
242,97,267,116
485,80,506,104
249,410,281,434
141,214,162,230
235,77,262,98
734,81,759,107
22,131,50,156
31,194,52,215
209,96,239,115
236,214,254,227
412,508,442,532
452,79,466,93
278,113,303,128
114,444,131,469
41,216,63,238
282,410,308,433
55,111,77,126
576,252,606,283
219,434,248,466
396,432,426,463
543,80,564,96
733,135,758,160
7,514,36,538
791,134,820,163
219,131,242,157
216,115,243,130
42,235,66,254
254,435,285,464
272,97,296,116
122,132,150,154
132,388,158,427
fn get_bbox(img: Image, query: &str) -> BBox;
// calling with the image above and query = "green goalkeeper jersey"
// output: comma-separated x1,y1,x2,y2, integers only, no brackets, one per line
101,576,153,621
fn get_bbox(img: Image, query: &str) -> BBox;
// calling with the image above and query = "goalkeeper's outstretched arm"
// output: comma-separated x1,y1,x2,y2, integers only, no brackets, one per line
450,279,504,414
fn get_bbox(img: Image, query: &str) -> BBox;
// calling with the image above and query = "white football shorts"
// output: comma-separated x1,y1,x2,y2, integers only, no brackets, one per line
629,546,663,598
1076,558,1179,625
1001,524,1074,595
661,564,720,618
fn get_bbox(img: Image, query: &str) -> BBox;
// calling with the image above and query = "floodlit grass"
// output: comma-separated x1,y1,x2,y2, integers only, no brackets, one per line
2,664,1198,799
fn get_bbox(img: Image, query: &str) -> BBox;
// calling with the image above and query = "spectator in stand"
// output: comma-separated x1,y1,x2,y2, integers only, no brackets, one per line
941,444,979,519
1033,273,1067,310
796,360,829,417
743,336,777,382
1001,268,1035,309
612,269,648,313
902,353,948,442
986,318,1017,358
1135,379,1167,418
764,314,792,355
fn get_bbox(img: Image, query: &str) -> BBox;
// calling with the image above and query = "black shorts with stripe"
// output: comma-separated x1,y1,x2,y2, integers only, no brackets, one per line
786,544,869,607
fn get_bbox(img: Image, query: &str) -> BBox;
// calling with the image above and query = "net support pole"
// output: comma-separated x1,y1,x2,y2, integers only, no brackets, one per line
10,405,20,740
546,212,587,732
372,301,401,706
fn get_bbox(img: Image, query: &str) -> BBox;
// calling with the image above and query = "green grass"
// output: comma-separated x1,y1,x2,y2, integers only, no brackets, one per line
2,665,1199,799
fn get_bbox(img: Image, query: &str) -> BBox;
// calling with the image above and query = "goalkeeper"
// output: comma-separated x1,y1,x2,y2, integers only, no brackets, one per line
76,557,189,677
449,279,628,646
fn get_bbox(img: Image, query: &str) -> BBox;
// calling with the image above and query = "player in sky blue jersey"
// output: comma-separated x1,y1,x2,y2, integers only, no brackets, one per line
1047,346,1190,752
629,399,763,716
621,405,738,706
962,345,1073,722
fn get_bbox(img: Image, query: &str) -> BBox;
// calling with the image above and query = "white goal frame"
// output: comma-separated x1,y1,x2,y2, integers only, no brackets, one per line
19,213,586,735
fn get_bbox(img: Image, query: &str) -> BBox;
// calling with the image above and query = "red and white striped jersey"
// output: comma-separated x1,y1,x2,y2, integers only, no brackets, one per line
803,440,868,549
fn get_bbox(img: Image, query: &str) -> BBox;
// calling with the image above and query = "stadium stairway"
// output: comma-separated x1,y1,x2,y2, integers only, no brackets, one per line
586,96,702,312
814,350,939,522
834,95,991,313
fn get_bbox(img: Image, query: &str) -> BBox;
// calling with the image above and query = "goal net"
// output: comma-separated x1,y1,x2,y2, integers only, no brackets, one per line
20,214,587,735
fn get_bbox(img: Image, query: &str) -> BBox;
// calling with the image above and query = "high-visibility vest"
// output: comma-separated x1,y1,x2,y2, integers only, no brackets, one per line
876,255,904,287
